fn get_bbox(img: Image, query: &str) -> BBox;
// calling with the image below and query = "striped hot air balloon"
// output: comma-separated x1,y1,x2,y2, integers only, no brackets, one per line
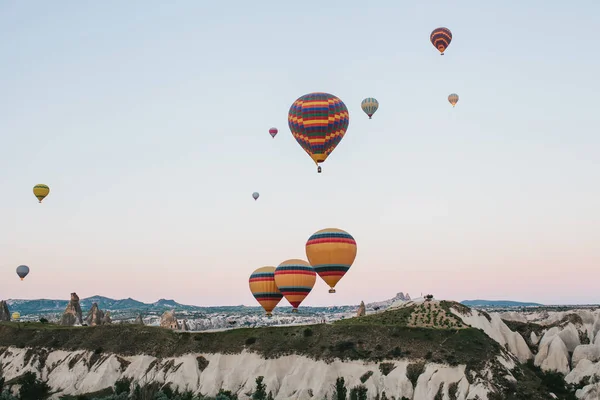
274,259,316,312
361,98,379,119
430,27,452,55
288,92,350,173
12,312,20,321
249,266,283,316
33,184,50,203
306,228,357,293
448,93,459,107
269,127,278,138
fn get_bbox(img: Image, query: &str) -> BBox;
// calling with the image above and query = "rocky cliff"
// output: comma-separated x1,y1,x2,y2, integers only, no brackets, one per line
0,301,10,322
60,292,83,326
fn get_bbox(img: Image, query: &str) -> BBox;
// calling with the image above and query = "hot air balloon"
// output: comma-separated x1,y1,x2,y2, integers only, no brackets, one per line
12,312,20,321
269,127,278,138
252,192,260,201
430,27,452,55
16,265,30,281
274,259,316,312
288,92,350,173
249,266,283,316
448,93,459,107
33,184,50,203
361,98,379,119
306,228,357,293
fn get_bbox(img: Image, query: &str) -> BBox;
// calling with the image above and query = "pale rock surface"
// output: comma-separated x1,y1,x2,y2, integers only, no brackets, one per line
0,300,10,321
572,345,600,368
530,331,540,345
451,306,532,363
86,303,105,326
566,359,600,384
102,311,112,325
160,310,180,330
0,347,499,400
60,292,83,326
535,335,570,374
357,301,366,317
134,314,145,325
576,382,600,400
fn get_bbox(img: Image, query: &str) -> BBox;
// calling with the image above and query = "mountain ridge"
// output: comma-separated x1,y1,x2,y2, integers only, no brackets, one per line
461,299,544,307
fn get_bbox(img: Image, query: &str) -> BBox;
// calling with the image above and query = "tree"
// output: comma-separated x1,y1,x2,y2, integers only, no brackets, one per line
332,377,347,400
252,376,267,400
267,392,274,400
17,371,51,400
381,392,388,400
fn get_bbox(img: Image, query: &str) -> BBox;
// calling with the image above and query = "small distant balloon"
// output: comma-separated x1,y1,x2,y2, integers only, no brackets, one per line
448,93,459,107
33,184,50,203
430,27,452,55
16,265,30,281
252,192,260,201
12,312,20,320
269,127,278,138
361,98,379,119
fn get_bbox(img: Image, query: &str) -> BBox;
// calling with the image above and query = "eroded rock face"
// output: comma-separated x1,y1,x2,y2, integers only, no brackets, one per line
134,314,144,325
86,303,105,327
102,311,112,325
0,300,10,321
357,301,366,317
160,310,180,330
60,293,83,326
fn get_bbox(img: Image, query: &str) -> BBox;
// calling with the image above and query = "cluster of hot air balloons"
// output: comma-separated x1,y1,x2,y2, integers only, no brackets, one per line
249,228,357,315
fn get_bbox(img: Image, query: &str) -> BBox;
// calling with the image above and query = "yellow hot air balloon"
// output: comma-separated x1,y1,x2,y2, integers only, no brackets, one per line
12,312,20,320
249,266,283,316
306,228,357,293
33,184,50,203
274,259,316,312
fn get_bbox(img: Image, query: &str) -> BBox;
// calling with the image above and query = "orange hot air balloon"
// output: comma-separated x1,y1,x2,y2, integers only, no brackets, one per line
274,259,316,313
249,266,283,316
430,27,452,55
306,228,357,293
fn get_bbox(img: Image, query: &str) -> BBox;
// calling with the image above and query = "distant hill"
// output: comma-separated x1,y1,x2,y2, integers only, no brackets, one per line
461,299,543,308
5,295,202,316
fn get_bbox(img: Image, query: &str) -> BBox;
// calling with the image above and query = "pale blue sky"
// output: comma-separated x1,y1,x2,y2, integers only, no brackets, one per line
1,1,599,306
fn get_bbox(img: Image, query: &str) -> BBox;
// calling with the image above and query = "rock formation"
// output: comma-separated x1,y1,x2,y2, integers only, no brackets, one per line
86,303,105,326
160,310,180,330
102,311,112,325
356,301,366,317
60,292,83,326
181,319,190,331
0,300,10,321
134,314,144,325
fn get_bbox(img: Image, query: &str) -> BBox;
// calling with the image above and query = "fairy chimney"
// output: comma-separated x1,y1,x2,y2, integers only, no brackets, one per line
357,301,366,317
86,303,105,326
160,310,180,330
60,292,83,326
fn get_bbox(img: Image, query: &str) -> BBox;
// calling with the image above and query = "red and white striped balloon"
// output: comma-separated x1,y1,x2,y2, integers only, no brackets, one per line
269,127,278,138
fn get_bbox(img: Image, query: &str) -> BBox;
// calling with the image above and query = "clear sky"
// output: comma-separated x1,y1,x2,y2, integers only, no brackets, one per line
1,1,599,306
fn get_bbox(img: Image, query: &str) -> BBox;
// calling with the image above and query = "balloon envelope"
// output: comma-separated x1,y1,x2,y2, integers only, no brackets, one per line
252,192,260,200
430,27,452,55
448,93,459,107
33,184,50,203
12,312,20,320
16,265,30,280
269,127,278,138
361,98,379,119
288,92,349,172
306,228,357,293
249,266,283,316
274,259,316,311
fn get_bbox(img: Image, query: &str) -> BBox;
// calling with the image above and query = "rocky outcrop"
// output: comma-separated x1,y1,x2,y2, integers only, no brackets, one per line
452,306,533,363
366,292,411,310
60,292,83,326
357,301,366,317
86,303,105,326
134,314,144,325
181,319,190,331
102,311,112,325
0,347,502,400
160,310,180,330
0,300,10,321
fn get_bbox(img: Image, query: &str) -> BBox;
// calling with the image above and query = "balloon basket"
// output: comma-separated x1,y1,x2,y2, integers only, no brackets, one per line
317,166,322,173
291,308,298,313
266,312,272,317
329,288,336,293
